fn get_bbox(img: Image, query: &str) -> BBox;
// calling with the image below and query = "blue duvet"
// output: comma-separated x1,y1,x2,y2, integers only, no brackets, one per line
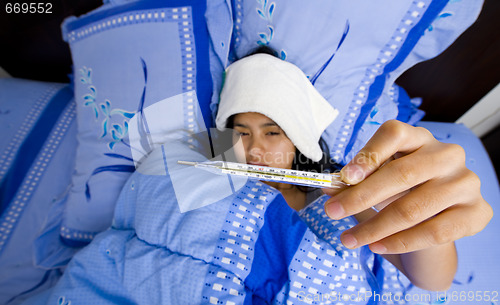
23,140,402,305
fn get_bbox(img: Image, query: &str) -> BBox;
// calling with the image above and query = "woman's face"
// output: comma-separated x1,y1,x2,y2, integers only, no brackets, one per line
231,112,296,169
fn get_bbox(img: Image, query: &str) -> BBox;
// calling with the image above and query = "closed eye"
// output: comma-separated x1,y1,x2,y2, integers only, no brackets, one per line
234,130,249,136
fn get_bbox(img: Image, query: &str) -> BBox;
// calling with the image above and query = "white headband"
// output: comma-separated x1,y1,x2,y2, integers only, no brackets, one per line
215,54,338,162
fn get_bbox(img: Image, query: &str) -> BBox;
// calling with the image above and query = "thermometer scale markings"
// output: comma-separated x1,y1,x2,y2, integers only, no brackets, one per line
178,160,343,188
220,166,331,183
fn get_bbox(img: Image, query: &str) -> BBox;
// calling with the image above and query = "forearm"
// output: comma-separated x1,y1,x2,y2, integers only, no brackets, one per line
392,241,457,291
353,210,458,291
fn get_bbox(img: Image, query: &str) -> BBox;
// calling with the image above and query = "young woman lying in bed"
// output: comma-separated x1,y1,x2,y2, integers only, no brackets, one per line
215,47,492,291
24,48,492,305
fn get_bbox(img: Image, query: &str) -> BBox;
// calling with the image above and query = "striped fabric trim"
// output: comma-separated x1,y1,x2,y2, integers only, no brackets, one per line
0,100,76,255
0,85,61,183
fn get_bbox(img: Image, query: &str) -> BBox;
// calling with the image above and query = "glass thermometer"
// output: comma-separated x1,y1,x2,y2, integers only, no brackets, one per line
177,160,347,189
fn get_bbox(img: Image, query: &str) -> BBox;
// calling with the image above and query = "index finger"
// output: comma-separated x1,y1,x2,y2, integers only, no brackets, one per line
340,120,435,185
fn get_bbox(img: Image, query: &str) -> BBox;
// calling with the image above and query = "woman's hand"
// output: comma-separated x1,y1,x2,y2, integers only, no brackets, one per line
323,120,493,254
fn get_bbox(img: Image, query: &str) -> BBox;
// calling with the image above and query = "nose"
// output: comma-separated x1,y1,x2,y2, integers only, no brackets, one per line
247,138,265,160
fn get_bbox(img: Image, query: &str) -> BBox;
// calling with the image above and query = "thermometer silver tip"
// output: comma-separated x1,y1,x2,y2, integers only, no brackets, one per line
177,160,198,166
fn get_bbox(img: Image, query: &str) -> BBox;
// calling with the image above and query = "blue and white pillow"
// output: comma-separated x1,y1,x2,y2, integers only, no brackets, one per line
0,78,77,304
60,0,215,246
230,0,483,164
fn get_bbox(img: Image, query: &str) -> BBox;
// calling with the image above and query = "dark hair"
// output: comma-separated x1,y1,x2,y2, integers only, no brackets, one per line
292,139,340,173
241,45,279,59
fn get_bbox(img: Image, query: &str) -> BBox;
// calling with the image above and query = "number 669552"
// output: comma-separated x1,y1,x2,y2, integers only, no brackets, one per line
5,2,53,14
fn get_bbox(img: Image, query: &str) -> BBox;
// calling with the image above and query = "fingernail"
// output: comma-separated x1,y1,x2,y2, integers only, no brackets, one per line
341,233,358,249
341,164,365,184
325,201,345,219
370,243,387,254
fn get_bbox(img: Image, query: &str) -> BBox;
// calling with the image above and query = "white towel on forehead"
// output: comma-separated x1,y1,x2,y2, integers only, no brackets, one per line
215,53,339,162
